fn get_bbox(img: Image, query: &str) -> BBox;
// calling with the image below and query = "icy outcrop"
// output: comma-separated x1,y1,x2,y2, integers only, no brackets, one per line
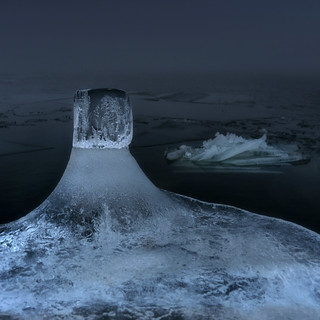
0,89,319,319
166,132,306,166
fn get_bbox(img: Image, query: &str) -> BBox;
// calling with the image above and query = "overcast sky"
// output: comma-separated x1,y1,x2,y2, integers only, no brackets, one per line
1,0,320,75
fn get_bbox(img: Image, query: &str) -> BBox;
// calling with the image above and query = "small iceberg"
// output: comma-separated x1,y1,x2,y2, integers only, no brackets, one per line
166,133,307,166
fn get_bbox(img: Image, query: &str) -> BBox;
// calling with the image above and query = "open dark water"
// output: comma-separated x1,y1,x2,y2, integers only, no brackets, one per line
0,73,320,233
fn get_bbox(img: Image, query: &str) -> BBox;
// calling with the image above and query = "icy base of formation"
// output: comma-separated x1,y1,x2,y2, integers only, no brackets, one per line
0,149,320,320
166,133,306,166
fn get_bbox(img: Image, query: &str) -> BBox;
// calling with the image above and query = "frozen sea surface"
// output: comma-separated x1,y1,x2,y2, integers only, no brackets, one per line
0,86,320,319
1,146,320,319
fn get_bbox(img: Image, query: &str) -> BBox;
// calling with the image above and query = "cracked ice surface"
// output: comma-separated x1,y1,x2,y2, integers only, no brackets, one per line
0,89,320,319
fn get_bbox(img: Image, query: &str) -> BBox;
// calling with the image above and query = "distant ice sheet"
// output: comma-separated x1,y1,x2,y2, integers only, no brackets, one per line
166,133,306,166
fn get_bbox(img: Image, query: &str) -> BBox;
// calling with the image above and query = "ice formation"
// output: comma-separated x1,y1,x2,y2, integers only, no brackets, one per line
0,89,320,319
166,132,305,166
73,88,132,149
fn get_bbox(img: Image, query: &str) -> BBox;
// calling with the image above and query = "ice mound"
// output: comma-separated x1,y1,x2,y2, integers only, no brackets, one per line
0,89,320,319
166,132,306,166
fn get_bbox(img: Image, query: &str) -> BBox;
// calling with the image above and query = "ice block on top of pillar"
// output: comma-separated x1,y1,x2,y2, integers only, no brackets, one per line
73,88,133,149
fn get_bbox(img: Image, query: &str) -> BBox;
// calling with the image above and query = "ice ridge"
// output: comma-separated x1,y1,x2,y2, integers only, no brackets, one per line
166,132,306,166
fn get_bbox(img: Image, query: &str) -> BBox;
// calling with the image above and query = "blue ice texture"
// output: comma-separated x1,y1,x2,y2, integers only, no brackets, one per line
0,88,319,319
